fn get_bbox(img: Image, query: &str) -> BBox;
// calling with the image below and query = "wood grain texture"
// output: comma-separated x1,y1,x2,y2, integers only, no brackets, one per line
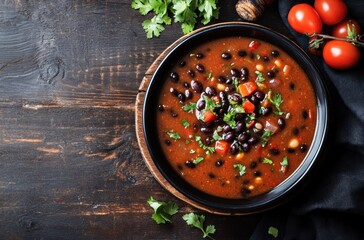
0,0,287,239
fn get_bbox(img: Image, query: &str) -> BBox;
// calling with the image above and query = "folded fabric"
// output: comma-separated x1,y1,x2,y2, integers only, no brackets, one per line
251,0,364,239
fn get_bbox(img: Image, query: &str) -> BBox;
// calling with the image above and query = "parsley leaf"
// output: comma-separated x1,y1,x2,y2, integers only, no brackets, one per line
181,119,190,128
198,0,219,25
147,196,179,224
261,130,271,147
131,0,154,15
255,70,265,82
195,135,215,155
233,164,246,176
281,156,289,166
142,15,167,39
193,156,204,164
183,213,216,239
268,226,279,238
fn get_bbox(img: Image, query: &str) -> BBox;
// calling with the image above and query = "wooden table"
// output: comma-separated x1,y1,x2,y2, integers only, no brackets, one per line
0,1,291,239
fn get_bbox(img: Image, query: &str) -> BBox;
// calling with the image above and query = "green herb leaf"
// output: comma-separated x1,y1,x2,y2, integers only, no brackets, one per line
183,102,197,113
198,0,219,25
147,196,179,224
193,156,204,165
268,226,279,238
195,135,215,155
131,0,154,15
233,164,246,176
167,131,181,139
261,130,271,147
212,130,222,141
263,157,273,165
203,95,221,112
281,156,289,166
181,119,190,128
255,70,265,83
142,15,166,39
268,90,284,115
182,213,216,239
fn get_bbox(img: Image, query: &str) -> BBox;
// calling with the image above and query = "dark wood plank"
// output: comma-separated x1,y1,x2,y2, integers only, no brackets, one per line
0,0,288,239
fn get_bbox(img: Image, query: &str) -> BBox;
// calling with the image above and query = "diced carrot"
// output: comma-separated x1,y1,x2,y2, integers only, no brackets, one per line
202,111,217,123
215,140,229,155
242,99,255,113
238,81,257,97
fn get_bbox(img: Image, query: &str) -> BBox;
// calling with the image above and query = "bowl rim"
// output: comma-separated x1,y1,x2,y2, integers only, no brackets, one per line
139,22,330,215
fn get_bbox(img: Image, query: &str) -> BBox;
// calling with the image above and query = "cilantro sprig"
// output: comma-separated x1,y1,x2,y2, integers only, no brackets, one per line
268,90,285,115
131,0,220,38
147,196,179,224
183,213,216,239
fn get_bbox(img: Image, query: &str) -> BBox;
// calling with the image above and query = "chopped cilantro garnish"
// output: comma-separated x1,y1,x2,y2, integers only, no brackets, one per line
182,213,216,239
203,95,221,112
261,130,272,147
268,226,279,238
263,157,273,164
195,135,215,155
268,90,284,115
189,149,196,154
183,102,197,113
233,164,246,176
281,156,289,166
233,77,239,91
256,54,261,60
181,119,190,128
193,156,204,165
147,196,179,224
255,70,265,82
212,130,222,141
167,131,181,140
223,100,245,128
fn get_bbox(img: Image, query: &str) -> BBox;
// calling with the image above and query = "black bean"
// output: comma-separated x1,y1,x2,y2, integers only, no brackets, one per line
225,86,233,93
235,113,244,121
261,107,272,116
171,112,178,118
165,139,171,145
183,82,190,88
225,78,233,85
205,86,217,96
196,99,206,111
248,136,259,145
179,61,186,67
277,117,286,129
191,80,203,93
241,67,249,77
205,136,213,145
254,170,262,177
230,93,242,104
230,141,239,154
170,72,179,82
196,53,204,59
300,143,308,152
254,91,265,101
249,95,259,105
238,132,250,143
222,124,232,133
241,187,251,196
185,160,195,168
269,147,280,155
241,76,249,82
218,76,227,83
242,142,251,152
201,127,213,134
302,110,308,119
208,173,216,179
235,121,245,133
292,127,299,136
287,148,296,153
230,68,241,78
238,50,247,57
271,50,280,58
185,89,193,99
158,104,164,112
267,70,276,79
178,92,186,102
262,56,270,62
219,91,229,114
250,161,257,169
215,159,224,167
221,52,232,60
196,64,205,73
170,87,178,96
188,69,195,77
222,132,235,142
289,82,295,90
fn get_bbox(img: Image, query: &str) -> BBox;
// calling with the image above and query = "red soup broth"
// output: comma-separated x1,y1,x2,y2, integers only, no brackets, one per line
156,36,317,199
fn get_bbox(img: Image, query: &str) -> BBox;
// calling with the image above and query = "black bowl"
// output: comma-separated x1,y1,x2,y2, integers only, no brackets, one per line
142,22,330,215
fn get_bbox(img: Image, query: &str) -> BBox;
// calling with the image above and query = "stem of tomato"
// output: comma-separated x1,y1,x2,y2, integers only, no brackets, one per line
307,33,364,47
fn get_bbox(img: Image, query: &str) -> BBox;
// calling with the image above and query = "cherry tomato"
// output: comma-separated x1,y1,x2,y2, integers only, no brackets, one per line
314,0,347,25
323,40,361,70
288,3,322,35
332,19,361,39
